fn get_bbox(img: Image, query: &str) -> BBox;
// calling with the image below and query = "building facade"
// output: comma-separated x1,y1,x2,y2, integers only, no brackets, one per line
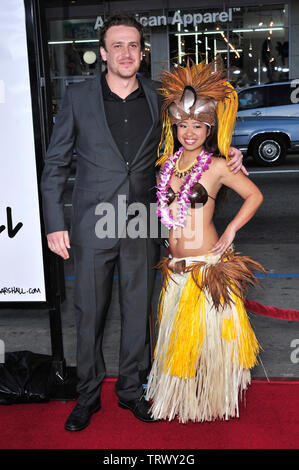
43,0,298,110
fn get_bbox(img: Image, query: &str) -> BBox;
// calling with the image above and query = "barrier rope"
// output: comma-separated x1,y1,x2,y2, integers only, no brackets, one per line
245,299,299,321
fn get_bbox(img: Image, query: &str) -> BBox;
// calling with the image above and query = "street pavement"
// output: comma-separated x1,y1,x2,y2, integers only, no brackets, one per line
1,154,299,380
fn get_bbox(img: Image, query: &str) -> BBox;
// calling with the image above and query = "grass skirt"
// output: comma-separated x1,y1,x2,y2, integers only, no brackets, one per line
146,249,265,423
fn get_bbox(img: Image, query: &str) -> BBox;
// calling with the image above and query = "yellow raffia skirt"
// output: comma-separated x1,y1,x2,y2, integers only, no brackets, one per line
145,248,266,423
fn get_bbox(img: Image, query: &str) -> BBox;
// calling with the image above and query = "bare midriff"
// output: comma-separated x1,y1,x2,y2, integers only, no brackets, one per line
167,158,221,258
169,202,219,257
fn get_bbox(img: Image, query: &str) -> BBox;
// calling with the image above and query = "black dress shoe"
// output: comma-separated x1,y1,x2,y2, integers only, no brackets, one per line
118,396,157,422
64,402,101,431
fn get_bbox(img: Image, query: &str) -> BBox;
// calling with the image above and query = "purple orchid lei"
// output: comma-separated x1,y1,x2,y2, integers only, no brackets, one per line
156,146,212,230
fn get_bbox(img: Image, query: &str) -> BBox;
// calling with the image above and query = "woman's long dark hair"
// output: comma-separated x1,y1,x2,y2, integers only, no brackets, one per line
172,120,228,210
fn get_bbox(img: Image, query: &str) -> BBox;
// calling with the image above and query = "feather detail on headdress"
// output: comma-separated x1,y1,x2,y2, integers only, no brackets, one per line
216,81,239,160
156,57,239,165
160,58,230,115
156,109,174,167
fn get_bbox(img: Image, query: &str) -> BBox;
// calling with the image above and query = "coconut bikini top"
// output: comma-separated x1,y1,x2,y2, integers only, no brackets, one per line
166,182,216,208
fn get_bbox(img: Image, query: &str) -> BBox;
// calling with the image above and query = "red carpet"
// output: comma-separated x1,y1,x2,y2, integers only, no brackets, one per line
0,378,299,450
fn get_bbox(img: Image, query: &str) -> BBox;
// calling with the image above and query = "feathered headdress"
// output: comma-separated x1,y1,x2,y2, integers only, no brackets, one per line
156,58,238,166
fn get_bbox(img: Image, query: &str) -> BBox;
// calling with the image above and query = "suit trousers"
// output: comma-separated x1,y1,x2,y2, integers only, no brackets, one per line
72,236,160,407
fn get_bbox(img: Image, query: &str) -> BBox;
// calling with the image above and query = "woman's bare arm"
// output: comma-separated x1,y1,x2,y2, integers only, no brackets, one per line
211,159,263,254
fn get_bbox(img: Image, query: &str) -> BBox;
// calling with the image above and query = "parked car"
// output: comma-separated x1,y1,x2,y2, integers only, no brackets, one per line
237,81,299,118
231,115,299,166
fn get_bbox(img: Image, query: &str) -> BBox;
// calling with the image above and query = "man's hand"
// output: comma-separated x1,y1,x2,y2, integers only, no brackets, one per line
227,147,249,176
47,230,70,260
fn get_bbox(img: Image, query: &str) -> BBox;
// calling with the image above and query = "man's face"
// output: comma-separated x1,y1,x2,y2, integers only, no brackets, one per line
100,25,143,79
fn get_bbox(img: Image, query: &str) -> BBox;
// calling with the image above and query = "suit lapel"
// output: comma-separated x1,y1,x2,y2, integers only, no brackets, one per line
87,75,126,165
87,74,159,166
130,75,158,166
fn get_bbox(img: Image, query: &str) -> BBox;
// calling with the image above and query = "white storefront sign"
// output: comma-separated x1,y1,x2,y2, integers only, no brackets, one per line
94,8,233,30
0,0,46,302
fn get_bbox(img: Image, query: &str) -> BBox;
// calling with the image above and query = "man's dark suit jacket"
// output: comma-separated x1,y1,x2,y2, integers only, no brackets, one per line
41,73,163,249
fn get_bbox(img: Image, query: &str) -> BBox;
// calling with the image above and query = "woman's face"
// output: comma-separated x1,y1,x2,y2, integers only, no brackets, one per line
176,120,210,153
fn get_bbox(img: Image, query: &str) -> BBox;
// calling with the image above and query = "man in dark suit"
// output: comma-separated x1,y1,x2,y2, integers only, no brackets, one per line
41,14,245,431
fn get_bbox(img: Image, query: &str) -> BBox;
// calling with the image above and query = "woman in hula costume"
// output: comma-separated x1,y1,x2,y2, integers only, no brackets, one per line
146,58,266,423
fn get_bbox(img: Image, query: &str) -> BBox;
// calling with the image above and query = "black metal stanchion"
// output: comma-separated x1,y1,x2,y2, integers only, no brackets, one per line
47,255,77,400
48,301,77,401
49,298,67,384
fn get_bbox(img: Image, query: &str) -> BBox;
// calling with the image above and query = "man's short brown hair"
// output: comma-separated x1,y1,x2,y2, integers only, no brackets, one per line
99,13,145,52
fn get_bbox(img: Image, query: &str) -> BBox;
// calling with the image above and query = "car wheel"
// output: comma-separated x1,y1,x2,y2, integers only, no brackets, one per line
251,135,287,166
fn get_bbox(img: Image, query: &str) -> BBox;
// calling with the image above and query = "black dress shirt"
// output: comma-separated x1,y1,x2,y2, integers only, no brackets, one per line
101,72,152,164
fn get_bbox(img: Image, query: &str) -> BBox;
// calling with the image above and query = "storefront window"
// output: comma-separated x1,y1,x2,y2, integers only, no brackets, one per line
47,18,100,112
45,1,289,113
168,4,289,89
